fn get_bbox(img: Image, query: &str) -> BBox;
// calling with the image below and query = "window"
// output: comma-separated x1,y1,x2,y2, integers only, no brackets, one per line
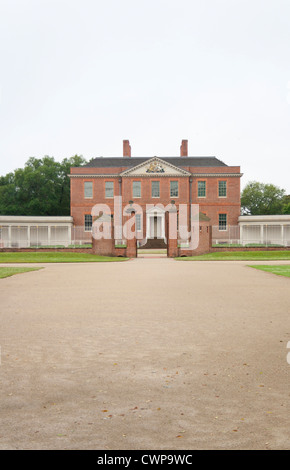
151,181,160,198
133,181,141,198
84,214,92,231
105,181,114,198
198,181,206,197
170,181,179,198
136,213,142,231
84,181,93,198
219,213,227,231
219,180,227,197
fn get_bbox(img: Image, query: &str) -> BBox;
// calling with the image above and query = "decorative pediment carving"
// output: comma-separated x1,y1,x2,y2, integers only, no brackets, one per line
120,157,191,177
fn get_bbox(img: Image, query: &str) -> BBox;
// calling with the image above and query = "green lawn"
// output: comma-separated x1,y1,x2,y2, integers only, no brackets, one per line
248,265,290,278
175,251,290,261
0,267,42,279
0,252,128,263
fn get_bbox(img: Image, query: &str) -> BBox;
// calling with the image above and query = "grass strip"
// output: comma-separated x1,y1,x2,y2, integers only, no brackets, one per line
175,251,290,261
248,265,290,278
0,267,42,279
0,252,128,263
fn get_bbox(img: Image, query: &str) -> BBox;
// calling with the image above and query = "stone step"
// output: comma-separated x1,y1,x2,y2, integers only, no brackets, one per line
140,238,167,249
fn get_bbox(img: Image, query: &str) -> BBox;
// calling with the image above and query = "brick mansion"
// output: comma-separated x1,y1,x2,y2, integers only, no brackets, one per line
69,140,242,242
2,140,290,251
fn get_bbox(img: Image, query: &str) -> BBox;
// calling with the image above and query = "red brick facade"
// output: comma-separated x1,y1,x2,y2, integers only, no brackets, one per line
70,140,242,236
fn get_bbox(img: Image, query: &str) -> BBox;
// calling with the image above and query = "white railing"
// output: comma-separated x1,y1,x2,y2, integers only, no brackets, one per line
213,224,290,247
1,224,290,249
0,225,92,249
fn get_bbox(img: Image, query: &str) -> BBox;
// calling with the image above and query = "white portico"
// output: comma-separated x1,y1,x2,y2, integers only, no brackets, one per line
238,215,290,246
146,206,166,240
0,216,74,248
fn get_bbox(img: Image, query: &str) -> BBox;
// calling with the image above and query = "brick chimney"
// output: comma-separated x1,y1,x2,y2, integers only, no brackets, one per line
180,140,188,157
123,140,131,157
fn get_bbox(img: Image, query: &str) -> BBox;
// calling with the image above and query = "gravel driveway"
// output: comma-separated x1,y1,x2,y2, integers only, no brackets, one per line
0,258,289,450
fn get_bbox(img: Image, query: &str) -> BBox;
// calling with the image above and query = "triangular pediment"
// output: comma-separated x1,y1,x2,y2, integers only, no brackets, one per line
146,204,166,214
120,157,191,177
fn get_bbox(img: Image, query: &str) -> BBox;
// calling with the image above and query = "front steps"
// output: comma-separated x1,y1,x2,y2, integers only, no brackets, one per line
139,238,167,250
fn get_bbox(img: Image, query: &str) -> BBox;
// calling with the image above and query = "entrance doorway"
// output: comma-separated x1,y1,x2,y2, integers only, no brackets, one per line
138,207,167,252
151,215,160,239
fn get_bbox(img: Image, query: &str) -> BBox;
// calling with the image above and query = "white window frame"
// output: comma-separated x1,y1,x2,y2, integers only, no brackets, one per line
136,213,142,231
170,181,179,198
133,181,141,198
105,181,114,198
218,180,227,198
84,181,93,199
198,180,206,198
151,181,160,198
84,214,93,232
218,213,227,231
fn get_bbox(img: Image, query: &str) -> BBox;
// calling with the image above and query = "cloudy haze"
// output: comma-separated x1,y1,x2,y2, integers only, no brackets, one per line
0,0,290,192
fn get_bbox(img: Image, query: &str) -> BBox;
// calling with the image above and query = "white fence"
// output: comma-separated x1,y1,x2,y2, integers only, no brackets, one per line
212,225,241,246
0,225,92,248
1,222,290,249
213,224,290,247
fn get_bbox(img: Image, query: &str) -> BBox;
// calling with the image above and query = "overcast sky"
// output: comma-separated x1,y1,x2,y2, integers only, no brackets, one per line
0,0,290,192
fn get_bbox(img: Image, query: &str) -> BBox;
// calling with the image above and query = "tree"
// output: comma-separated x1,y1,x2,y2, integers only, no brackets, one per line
0,155,87,216
282,195,290,214
241,181,286,215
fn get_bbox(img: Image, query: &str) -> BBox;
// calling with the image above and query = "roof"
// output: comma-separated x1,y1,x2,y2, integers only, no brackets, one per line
0,216,73,224
84,156,228,168
239,215,290,224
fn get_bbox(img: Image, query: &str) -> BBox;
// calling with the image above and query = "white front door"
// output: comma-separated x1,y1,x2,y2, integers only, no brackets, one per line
147,214,165,239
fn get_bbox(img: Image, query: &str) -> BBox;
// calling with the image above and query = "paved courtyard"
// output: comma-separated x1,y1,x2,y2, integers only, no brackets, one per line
0,258,290,450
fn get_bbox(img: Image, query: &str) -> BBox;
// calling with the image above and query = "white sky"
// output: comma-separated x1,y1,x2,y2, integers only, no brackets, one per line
0,0,290,192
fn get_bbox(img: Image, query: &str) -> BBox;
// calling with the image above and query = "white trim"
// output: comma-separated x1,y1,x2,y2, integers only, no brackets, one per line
69,174,120,178
120,157,191,177
170,180,179,198
146,210,166,240
0,216,73,224
192,173,243,177
239,215,290,224
69,172,243,179
132,181,142,198
105,181,114,198
84,181,93,199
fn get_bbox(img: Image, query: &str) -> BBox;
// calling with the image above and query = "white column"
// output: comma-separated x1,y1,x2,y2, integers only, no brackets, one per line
260,225,264,244
281,225,285,246
67,225,71,246
161,214,165,240
239,225,243,246
8,225,12,248
48,226,51,246
146,214,151,239
27,226,30,248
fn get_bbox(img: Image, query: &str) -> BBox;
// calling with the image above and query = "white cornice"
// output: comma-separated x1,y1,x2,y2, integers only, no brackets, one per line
239,215,290,224
0,216,73,225
69,174,120,178
120,157,192,177
191,173,243,178
69,171,243,178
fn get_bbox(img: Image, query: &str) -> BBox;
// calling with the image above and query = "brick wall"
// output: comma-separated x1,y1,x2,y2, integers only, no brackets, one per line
177,223,212,257
71,172,241,227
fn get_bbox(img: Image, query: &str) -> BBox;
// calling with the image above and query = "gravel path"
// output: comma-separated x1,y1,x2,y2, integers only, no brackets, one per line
0,258,289,450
